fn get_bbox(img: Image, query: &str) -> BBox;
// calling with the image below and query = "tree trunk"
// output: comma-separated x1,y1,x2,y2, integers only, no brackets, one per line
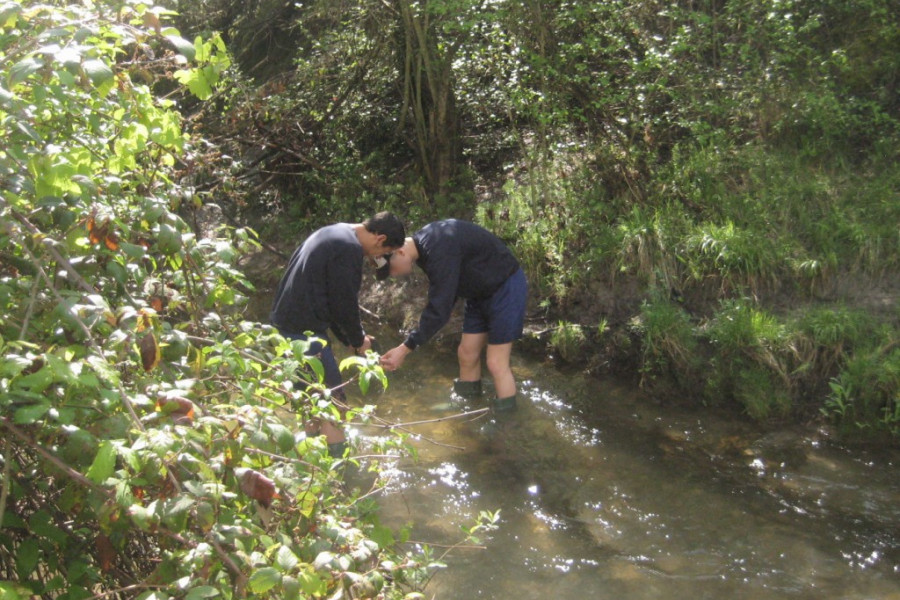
395,0,461,201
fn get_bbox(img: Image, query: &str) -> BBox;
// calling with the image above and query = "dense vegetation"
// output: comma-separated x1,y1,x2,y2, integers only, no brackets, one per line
173,0,899,436
0,0,897,596
1,2,498,598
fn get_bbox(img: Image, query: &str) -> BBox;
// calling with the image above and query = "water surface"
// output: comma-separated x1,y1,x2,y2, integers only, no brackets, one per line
346,337,900,600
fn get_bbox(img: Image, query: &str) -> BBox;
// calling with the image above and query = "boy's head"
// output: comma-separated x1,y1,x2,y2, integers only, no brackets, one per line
363,212,406,251
376,238,417,280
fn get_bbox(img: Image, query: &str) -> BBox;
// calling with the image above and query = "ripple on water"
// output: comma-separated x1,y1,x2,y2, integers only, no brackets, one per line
351,331,900,600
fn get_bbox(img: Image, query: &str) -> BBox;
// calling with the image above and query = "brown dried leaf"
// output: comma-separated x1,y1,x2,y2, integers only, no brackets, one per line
87,214,107,245
143,11,161,33
139,332,160,372
136,310,154,332
239,469,276,508
156,395,195,424
96,533,116,572
104,230,120,251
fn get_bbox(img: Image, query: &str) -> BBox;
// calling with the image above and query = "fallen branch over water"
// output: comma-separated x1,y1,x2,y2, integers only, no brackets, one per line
354,407,490,430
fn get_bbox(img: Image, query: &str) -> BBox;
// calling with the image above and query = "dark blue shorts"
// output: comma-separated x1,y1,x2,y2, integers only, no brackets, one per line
280,331,345,400
462,268,528,345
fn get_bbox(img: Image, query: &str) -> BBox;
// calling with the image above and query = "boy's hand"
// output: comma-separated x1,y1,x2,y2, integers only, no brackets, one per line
380,344,411,371
354,335,374,355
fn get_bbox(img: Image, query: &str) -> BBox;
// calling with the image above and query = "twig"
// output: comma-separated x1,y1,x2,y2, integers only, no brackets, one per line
16,240,150,437
0,438,10,530
403,541,486,551
209,535,247,597
6,210,96,294
244,447,322,473
19,277,39,340
358,303,382,322
0,419,111,495
356,407,489,429
85,583,165,600
370,422,466,451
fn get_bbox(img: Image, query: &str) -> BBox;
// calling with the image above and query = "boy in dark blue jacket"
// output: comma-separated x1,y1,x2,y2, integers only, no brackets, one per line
378,219,527,412
271,212,405,456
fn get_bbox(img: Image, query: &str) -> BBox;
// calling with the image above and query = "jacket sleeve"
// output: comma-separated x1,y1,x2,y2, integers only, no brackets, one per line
404,248,461,350
326,251,365,348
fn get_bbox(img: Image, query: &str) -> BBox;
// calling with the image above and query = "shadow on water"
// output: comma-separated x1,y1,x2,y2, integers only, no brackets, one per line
339,331,900,600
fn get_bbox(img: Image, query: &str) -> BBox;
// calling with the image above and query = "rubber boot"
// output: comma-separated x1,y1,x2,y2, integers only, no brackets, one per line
452,378,483,401
490,394,517,414
328,440,348,459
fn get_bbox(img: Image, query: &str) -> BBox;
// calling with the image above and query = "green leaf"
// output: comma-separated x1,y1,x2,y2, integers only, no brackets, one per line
295,491,316,519
0,354,32,377
86,441,117,484
13,400,50,425
339,355,366,372
157,223,182,255
120,242,147,259
298,570,327,596
28,511,67,544
8,57,42,87
248,567,282,594
281,576,301,600
369,524,395,549
0,2,22,28
303,356,325,385
174,67,213,101
271,424,295,453
166,35,196,61
81,59,114,86
0,583,27,600
359,373,370,395
276,545,299,572
15,538,40,579
184,586,219,600
162,495,195,525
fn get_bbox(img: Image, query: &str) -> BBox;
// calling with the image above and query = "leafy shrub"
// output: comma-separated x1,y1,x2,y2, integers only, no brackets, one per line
703,300,792,419
0,3,468,599
683,221,784,295
824,348,900,436
632,296,697,386
734,364,793,421
549,321,587,362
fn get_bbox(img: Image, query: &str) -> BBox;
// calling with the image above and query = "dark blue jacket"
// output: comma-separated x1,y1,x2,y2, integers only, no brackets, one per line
404,220,519,349
270,224,365,347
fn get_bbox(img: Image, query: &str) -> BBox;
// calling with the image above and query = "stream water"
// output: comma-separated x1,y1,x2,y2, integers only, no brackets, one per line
344,333,900,600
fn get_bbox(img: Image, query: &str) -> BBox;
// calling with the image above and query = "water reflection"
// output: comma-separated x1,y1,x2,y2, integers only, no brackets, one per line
343,338,900,600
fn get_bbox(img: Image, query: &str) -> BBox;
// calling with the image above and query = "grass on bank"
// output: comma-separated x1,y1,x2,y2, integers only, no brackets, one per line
476,142,900,437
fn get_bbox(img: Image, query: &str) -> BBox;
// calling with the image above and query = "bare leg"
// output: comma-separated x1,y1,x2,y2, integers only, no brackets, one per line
320,420,345,445
457,332,488,382
486,342,515,398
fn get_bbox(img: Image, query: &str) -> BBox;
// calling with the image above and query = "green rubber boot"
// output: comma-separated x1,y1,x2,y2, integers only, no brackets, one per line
490,394,517,413
452,378,483,401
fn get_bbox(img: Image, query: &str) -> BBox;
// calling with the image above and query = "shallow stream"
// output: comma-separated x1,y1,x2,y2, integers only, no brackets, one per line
346,334,900,599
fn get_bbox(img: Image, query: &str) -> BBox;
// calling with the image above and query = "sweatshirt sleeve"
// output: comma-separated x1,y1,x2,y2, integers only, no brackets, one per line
404,248,461,350
326,251,365,348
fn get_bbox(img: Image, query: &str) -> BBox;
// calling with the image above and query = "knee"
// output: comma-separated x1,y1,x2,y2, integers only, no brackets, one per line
486,354,510,378
457,344,480,367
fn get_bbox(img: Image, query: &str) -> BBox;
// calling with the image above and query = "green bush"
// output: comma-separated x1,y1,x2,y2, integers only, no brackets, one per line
825,347,900,436
735,364,793,421
683,220,784,295
549,321,587,362
0,4,473,598
632,296,698,386
703,300,791,418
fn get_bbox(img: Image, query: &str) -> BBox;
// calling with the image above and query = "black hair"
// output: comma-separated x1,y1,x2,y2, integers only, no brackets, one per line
363,211,406,248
